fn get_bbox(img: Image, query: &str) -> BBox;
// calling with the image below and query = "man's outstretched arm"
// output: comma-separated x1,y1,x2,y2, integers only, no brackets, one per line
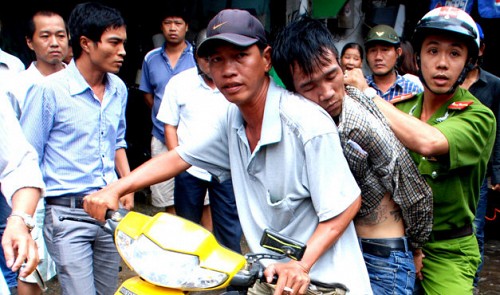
84,149,191,221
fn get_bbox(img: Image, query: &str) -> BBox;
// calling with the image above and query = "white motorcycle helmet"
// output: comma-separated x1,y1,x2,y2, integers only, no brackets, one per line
412,6,480,93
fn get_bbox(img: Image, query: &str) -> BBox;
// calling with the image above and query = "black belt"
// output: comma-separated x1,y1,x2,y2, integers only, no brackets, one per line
45,196,85,209
430,224,473,241
360,237,409,257
311,281,348,294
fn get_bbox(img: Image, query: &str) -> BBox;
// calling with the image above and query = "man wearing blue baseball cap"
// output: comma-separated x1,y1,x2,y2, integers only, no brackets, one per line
84,8,372,295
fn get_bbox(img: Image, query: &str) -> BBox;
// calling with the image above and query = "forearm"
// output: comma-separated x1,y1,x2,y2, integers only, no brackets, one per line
3,187,41,276
143,93,153,109
301,196,361,270
11,187,41,216
344,69,447,155
111,149,190,197
164,124,179,151
115,148,131,178
373,96,449,156
114,148,134,207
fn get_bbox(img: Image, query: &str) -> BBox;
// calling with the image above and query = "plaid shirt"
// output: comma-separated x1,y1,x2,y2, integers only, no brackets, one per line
367,72,423,101
339,86,433,249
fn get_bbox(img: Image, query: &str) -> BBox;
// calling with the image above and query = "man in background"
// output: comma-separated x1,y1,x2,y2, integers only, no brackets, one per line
358,24,422,102
5,9,69,294
138,4,204,221
157,28,241,252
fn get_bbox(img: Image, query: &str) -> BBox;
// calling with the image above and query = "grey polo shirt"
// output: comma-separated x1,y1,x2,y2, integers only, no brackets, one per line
176,81,372,294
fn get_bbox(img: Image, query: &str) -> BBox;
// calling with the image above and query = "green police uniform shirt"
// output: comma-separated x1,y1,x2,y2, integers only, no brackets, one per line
395,88,496,232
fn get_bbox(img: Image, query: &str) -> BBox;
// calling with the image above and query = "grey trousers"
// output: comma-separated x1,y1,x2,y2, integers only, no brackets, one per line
44,204,121,295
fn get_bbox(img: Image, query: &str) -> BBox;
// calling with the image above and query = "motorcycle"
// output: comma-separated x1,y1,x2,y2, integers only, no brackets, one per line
60,208,307,294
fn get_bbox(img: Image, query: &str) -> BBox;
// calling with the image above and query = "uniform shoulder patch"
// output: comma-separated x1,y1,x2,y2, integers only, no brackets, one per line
389,93,416,104
448,101,473,110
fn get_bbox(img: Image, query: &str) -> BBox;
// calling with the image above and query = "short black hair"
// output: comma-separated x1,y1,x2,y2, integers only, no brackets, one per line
272,15,339,92
26,10,67,41
157,3,191,24
68,2,125,59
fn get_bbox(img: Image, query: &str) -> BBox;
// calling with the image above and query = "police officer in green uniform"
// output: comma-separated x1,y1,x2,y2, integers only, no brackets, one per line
344,6,496,294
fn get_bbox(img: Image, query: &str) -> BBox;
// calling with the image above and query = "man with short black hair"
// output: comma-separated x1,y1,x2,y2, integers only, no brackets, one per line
20,3,132,294
5,9,68,294
272,15,432,295
139,4,197,217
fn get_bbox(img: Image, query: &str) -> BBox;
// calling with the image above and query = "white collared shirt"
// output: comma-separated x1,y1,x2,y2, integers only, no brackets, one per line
157,67,230,181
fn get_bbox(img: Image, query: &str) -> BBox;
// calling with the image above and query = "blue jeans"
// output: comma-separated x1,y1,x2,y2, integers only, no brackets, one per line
0,192,17,288
174,171,242,253
473,178,488,286
360,239,416,295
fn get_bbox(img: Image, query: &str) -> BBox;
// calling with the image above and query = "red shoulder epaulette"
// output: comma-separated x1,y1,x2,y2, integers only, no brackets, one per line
448,101,473,110
389,93,416,105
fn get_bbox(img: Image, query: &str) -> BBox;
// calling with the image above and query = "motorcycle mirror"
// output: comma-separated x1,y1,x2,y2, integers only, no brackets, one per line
259,229,307,261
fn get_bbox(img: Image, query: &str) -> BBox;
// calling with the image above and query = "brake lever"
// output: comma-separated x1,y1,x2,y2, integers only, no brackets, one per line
245,253,287,265
59,208,128,236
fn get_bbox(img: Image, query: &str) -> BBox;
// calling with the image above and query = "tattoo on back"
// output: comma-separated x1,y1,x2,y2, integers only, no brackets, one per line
355,204,402,226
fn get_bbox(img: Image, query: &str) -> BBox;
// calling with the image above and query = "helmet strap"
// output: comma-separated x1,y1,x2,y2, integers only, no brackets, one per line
451,58,475,94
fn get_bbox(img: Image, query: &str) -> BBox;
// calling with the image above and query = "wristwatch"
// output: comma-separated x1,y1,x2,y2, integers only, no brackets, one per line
363,87,377,100
8,211,35,232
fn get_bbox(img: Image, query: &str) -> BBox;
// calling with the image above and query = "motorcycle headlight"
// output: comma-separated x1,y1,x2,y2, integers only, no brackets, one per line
116,230,228,290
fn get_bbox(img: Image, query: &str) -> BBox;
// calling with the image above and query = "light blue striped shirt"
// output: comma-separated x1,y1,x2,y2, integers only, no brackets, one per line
20,61,128,197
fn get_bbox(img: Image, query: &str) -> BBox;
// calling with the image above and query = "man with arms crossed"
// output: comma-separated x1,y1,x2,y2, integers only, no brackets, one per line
85,8,372,295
